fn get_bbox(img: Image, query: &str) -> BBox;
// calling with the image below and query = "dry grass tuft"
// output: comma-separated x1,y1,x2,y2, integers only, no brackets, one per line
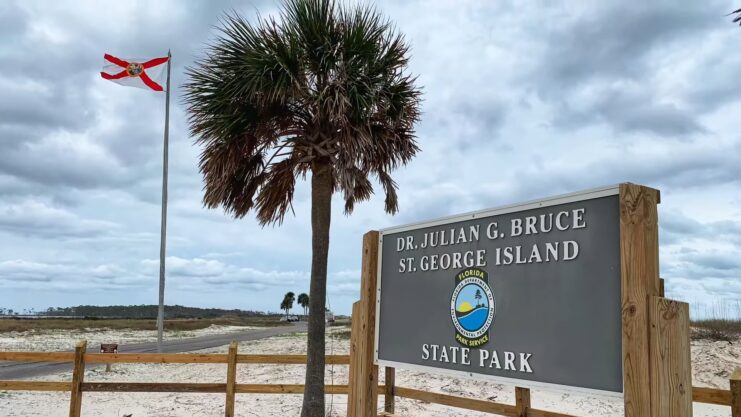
691,319,741,342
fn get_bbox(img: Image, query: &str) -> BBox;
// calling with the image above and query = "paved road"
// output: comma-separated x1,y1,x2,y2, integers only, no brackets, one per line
0,322,306,380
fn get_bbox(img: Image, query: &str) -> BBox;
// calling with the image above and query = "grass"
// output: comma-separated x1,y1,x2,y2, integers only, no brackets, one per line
691,319,741,342
0,316,288,333
687,298,741,342
332,328,352,340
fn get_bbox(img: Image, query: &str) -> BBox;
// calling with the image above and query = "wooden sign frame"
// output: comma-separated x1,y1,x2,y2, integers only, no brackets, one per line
348,183,692,417
619,183,692,417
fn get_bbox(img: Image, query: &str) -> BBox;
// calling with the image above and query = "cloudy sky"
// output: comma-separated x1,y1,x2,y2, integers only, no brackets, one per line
0,1,740,317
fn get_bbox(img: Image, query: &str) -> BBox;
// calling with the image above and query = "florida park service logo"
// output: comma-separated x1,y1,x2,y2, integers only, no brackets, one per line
450,267,495,347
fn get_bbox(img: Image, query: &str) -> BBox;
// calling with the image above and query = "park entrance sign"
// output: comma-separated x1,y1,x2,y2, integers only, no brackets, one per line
349,183,693,417
376,185,623,394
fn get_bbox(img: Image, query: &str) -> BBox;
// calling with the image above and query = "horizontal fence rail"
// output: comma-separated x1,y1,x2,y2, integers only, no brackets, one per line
692,386,733,406
0,351,351,365
0,342,737,417
394,386,518,416
0,381,364,394
390,385,735,417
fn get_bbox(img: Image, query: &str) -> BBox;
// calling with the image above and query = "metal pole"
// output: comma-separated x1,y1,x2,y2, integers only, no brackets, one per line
156,51,171,352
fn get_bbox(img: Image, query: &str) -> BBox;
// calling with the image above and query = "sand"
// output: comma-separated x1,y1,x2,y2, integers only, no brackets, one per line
0,325,258,352
0,329,736,417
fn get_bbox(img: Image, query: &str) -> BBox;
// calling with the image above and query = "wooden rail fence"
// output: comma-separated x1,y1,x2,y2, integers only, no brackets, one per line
1,341,739,417
381,366,740,417
0,340,362,417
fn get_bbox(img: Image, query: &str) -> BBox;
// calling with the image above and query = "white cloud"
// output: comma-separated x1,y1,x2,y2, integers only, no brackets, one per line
0,199,118,238
143,256,227,278
0,259,145,291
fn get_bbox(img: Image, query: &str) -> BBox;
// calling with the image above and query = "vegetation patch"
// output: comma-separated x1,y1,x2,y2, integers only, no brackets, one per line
691,319,741,342
332,328,352,341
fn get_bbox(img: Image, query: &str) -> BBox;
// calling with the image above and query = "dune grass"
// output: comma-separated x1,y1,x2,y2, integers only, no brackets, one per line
690,299,741,342
691,319,741,342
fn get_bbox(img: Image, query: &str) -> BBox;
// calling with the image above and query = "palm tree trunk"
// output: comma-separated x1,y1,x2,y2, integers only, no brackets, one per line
301,162,332,417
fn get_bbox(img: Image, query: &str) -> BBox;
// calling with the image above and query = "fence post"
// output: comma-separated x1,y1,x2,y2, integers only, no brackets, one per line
384,366,395,414
731,368,741,417
515,386,530,417
68,340,87,417
225,341,238,417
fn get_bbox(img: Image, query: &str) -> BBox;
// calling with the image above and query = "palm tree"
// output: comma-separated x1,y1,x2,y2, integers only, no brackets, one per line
281,292,296,317
184,1,421,415
298,293,310,317
733,8,741,25
280,299,289,317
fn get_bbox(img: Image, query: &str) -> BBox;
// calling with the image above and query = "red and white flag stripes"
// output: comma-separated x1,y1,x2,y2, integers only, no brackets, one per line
100,54,169,92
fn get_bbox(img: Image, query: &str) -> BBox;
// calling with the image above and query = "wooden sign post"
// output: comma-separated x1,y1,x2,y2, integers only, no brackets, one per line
620,184,692,417
348,231,380,417
348,183,693,417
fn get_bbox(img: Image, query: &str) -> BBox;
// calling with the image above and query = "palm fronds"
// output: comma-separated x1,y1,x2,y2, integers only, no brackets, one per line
184,0,421,225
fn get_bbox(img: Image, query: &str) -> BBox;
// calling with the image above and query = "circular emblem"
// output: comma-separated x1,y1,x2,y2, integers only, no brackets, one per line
450,267,495,347
126,62,144,77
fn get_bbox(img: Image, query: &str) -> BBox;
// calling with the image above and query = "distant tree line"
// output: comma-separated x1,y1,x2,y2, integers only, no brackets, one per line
0,308,19,316
0,307,40,316
31,305,269,319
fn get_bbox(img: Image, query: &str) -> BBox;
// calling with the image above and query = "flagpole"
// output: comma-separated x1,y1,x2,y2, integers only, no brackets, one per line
156,50,171,352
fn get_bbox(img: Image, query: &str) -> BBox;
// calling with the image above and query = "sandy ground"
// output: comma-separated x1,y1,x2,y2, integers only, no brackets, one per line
0,325,257,352
0,329,737,417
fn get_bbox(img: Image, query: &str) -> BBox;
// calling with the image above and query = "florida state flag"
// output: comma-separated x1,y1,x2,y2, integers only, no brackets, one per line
100,54,169,91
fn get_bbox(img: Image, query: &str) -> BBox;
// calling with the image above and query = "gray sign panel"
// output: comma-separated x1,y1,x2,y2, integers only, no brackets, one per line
375,187,623,394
